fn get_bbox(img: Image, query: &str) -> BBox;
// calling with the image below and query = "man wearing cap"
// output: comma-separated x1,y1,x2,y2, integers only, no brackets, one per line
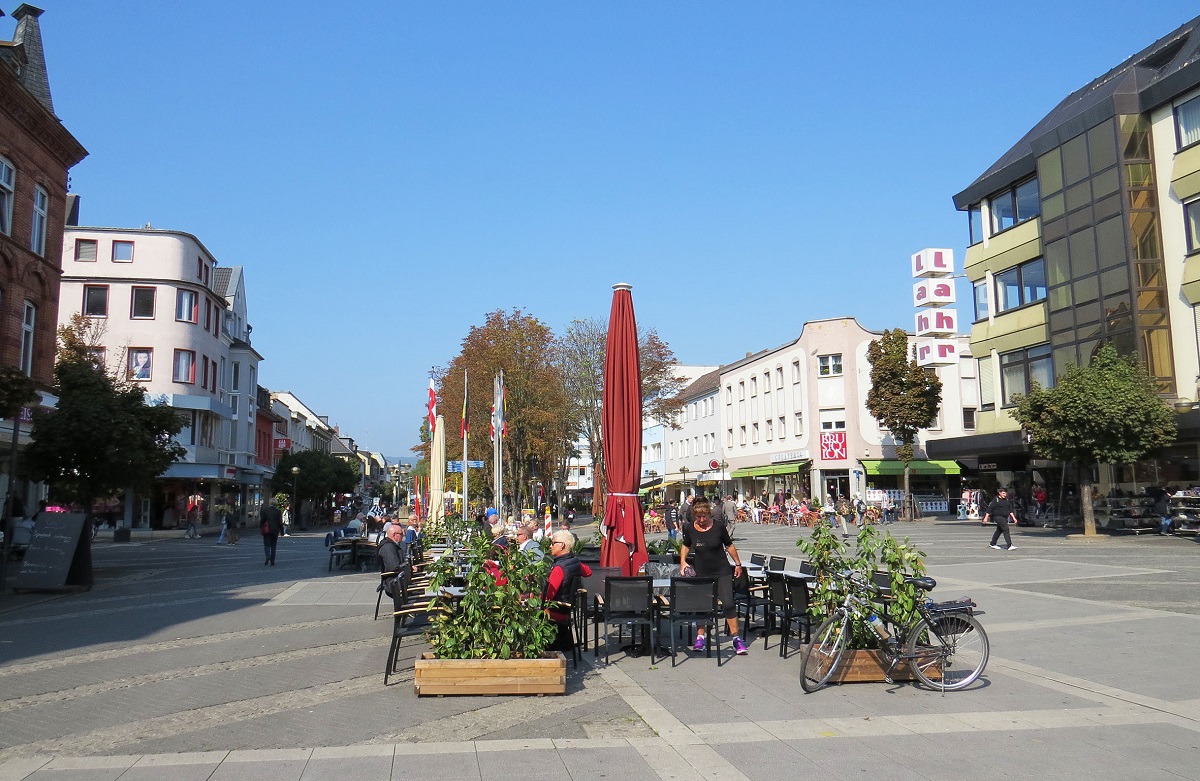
982,487,1018,550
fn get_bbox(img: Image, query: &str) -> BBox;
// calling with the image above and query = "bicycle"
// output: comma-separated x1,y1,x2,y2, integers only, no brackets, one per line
799,569,989,693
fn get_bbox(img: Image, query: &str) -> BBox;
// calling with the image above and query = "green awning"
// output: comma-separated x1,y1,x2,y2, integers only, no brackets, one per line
860,459,961,476
730,461,810,479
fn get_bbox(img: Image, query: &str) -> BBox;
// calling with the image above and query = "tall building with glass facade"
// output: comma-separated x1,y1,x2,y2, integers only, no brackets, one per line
930,14,1200,495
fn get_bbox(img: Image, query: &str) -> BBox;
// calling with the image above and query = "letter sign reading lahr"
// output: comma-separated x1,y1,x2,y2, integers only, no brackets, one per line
916,339,959,366
820,432,847,461
911,248,955,278
915,309,959,336
913,279,956,308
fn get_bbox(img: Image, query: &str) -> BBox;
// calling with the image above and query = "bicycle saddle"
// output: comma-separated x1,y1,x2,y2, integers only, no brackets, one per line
904,576,937,591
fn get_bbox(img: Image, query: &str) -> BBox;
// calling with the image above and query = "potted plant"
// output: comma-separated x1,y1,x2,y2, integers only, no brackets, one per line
797,522,928,682
416,517,563,695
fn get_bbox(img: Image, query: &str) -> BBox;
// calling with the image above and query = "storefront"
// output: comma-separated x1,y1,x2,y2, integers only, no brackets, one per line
730,461,810,503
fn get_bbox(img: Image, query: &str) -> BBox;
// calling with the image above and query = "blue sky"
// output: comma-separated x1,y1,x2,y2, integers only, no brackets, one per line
25,1,1200,457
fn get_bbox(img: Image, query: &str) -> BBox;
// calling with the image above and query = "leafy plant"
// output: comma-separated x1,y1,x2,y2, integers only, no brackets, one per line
426,530,555,659
797,523,927,650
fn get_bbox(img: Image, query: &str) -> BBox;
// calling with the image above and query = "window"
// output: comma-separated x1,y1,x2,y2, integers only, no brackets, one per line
819,409,846,431
776,367,784,389
818,354,843,377
0,157,13,235
204,298,212,331
973,280,990,321
231,362,241,392
74,238,97,262
994,258,1047,313
739,426,746,446
725,384,732,405
750,376,757,396
173,349,196,383
176,289,198,322
738,381,745,400
83,285,109,317
752,422,759,444
19,301,35,376
727,429,734,448
210,360,217,392
963,408,977,430
987,178,1040,235
30,186,48,256
778,416,786,438
86,347,106,369
201,356,210,389
112,240,134,262
1000,345,1054,406
1176,94,1200,149
131,287,156,319
197,257,204,279
792,360,801,383
1186,198,1200,253
968,204,984,245
128,348,152,381
766,419,774,440
794,412,803,436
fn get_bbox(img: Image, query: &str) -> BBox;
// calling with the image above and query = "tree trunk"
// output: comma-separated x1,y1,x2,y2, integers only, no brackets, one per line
903,464,912,522
1079,463,1097,536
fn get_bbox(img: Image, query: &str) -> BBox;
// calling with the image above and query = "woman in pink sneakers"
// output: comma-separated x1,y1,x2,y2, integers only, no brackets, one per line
679,498,749,655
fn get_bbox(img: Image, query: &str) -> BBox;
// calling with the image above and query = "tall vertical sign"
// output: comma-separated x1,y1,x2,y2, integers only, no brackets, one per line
911,248,959,366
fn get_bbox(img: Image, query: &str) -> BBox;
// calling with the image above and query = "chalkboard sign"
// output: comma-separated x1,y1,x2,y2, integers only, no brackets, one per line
14,513,92,591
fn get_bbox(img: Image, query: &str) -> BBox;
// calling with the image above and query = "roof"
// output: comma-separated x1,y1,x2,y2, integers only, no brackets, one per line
955,14,1200,209
212,267,233,297
678,367,721,402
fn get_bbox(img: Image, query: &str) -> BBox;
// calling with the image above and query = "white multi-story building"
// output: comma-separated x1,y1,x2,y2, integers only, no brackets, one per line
662,368,726,501
59,226,262,528
719,317,975,505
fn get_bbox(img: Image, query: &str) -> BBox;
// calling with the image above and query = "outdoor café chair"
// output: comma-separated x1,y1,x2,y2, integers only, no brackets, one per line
762,572,811,656
576,566,622,652
598,577,656,665
767,555,786,572
749,553,766,567
383,572,433,685
663,577,721,666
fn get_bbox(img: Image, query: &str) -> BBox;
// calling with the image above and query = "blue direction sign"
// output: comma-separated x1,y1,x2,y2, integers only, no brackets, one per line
467,460,485,468
447,461,463,472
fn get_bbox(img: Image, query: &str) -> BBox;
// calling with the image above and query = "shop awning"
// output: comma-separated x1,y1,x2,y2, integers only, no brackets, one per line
730,461,810,479
860,459,962,476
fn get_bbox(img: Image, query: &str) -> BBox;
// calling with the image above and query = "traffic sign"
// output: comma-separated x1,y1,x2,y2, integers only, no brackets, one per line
467,460,485,468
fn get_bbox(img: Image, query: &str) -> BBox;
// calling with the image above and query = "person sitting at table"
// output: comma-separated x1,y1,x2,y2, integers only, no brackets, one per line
679,497,748,656
376,523,411,612
541,530,591,656
483,536,510,585
516,523,545,563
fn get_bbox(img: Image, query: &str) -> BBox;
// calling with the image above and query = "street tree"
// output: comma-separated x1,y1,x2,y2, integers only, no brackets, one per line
271,449,360,522
865,328,942,518
437,309,571,511
1011,344,1175,536
558,318,686,519
22,315,186,517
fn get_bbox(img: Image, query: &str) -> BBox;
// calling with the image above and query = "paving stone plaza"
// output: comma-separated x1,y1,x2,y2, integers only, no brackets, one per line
0,519,1198,780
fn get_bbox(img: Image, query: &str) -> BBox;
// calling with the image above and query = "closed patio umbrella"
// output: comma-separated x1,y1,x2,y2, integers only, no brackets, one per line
600,283,647,577
429,414,446,533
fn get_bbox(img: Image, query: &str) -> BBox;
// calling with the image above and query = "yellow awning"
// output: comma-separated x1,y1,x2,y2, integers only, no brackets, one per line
860,459,961,476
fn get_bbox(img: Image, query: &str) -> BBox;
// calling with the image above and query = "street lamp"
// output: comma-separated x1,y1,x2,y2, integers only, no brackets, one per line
679,465,689,500
291,466,300,530
719,460,728,499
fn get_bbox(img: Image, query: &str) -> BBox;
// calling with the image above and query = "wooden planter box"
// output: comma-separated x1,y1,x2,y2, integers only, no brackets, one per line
829,649,940,683
414,652,567,696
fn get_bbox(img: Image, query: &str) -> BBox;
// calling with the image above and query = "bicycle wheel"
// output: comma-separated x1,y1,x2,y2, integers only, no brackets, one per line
800,613,850,692
905,612,989,691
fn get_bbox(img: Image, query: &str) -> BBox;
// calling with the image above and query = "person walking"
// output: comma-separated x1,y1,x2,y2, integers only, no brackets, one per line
664,500,680,542
983,487,1018,550
260,500,284,565
679,497,748,656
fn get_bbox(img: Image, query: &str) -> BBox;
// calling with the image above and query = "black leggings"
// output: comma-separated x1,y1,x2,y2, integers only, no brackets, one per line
990,518,1012,547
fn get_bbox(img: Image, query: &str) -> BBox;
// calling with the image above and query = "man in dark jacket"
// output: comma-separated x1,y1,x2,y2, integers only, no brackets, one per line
664,500,680,541
260,502,285,565
376,523,411,608
982,487,1018,550
541,530,592,656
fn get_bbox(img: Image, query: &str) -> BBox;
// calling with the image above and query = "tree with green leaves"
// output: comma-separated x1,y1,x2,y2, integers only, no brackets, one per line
22,316,186,517
1011,344,1175,536
271,449,360,522
865,329,942,519
557,318,685,520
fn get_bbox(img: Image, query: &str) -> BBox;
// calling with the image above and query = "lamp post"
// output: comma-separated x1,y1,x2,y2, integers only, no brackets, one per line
679,465,689,501
291,466,300,530
719,460,728,499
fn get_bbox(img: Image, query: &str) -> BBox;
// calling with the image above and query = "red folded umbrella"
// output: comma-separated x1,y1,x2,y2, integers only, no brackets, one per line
600,283,647,577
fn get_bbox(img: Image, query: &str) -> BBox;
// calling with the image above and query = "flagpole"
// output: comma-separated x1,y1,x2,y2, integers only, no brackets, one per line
462,368,469,518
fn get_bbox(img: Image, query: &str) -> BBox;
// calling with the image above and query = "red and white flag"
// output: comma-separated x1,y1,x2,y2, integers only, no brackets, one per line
427,377,437,433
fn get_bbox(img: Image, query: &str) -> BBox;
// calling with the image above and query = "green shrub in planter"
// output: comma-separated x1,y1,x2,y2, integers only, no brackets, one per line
427,528,555,660
797,522,927,650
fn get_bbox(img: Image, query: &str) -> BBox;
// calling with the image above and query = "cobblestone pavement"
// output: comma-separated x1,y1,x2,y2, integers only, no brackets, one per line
1,519,1198,780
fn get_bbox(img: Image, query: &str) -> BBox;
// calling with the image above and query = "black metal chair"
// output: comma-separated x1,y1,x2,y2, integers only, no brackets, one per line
798,561,817,577
598,577,656,664
577,566,622,652
383,569,433,685
767,555,787,572
777,575,812,658
663,577,721,666
749,553,766,567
